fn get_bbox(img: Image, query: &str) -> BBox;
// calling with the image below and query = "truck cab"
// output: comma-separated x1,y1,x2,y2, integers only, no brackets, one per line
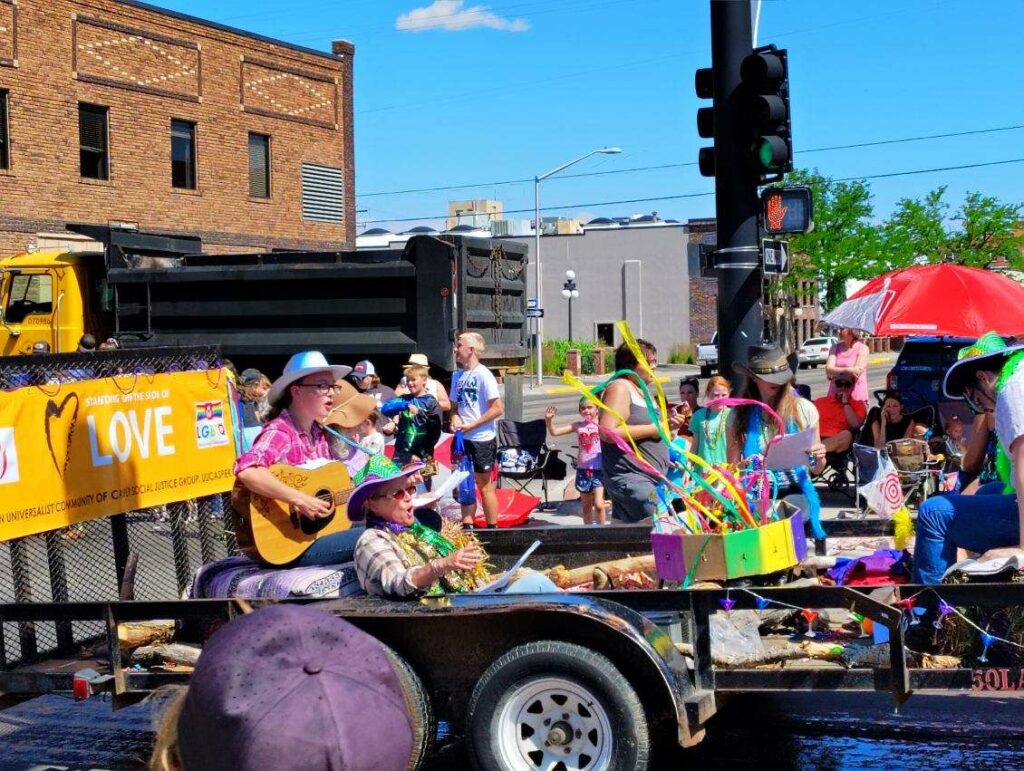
0,249,112,356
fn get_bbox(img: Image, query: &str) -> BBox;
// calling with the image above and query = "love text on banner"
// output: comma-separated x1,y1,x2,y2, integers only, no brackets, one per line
0,371,238,540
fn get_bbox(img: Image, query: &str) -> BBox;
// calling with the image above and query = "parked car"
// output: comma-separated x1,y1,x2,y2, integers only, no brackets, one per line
696,332,718,377
797,336,837,369
886,335,975,412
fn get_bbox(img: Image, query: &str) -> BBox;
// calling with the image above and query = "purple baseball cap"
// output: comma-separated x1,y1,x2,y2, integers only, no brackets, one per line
177,604,415,771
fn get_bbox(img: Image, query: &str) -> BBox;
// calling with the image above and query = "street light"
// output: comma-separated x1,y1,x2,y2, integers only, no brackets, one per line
561,269,579,341
533,146,621,386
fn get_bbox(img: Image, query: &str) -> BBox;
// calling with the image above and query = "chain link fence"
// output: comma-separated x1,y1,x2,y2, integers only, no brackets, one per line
0,347,242,668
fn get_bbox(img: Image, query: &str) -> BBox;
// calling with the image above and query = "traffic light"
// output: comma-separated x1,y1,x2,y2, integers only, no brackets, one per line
740,46,792,184
694,67,715,177
762,185,813,234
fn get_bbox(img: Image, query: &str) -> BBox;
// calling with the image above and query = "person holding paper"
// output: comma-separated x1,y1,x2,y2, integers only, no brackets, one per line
727,343,826,478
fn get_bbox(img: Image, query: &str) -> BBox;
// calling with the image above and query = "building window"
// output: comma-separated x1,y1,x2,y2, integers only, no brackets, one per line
0,90,9,170
171,119,197,190
248,133,270,198
301,162,344,223
79,103,109,180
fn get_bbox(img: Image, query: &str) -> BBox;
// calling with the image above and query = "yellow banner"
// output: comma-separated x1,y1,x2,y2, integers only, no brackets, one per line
0,370,238,540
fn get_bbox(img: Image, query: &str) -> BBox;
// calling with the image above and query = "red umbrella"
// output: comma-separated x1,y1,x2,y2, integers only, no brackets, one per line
823,263,1024,337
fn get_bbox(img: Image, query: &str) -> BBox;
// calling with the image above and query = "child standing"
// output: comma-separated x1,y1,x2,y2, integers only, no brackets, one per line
545,401,606,525
381,365,442,480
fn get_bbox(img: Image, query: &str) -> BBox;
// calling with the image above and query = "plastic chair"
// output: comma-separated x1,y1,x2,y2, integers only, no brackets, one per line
494,419,566,508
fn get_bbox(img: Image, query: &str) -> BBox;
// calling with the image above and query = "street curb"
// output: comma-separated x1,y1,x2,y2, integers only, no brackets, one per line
543,375,672,396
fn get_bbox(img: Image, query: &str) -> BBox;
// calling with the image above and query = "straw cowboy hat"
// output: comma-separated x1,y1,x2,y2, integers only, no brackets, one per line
267,351,351,406
943,331,1024,400
732,342,797,386
322,379,377,429
403,353,430,368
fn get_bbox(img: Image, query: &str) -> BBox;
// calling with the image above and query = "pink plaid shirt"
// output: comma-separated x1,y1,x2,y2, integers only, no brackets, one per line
233,409,332,474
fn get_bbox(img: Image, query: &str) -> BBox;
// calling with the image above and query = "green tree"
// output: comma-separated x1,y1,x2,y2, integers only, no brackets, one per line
776,169,882,310
881,187,1024,268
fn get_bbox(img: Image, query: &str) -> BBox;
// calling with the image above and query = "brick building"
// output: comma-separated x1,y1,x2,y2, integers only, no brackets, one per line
686,217,822,348
0,0,354,255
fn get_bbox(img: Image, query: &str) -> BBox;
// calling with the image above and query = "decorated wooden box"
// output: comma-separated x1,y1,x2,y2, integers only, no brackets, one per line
650,501,808,583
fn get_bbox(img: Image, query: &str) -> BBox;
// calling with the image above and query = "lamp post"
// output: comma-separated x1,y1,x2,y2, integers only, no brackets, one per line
533,146,621,386
561,270,579,341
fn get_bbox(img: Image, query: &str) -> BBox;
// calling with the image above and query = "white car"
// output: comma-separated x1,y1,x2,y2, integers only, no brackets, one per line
797,336,837,369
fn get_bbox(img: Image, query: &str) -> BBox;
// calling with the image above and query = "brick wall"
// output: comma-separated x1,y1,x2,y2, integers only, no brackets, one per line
0,0,354,254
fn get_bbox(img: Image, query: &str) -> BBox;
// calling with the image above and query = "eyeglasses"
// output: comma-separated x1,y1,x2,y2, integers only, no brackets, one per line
371,484,417,501
295,383,343,395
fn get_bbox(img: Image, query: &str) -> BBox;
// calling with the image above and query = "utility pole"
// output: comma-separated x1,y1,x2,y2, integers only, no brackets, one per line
709,0,762,378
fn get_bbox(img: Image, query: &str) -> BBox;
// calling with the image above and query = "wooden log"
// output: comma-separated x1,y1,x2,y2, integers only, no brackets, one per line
546,555,656,589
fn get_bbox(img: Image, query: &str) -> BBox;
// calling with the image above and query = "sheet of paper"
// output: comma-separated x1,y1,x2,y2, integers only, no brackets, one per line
764,425,817,470
411,470,469,508
475,540,542,593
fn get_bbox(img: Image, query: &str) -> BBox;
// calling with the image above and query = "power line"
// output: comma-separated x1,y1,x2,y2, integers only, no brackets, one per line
359,156,1024,225
361,192,715,224
358,123,1024,198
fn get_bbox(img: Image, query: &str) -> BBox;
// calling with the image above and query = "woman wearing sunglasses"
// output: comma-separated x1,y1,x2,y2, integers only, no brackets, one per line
352,456,485,598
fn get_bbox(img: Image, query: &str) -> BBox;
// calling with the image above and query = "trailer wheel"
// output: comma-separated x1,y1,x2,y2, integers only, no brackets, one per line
467,640,649,771
699,365,712,378
382,647,435,770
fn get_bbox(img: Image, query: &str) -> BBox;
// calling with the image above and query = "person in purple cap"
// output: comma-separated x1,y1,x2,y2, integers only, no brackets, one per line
150,603,418,771
234,351,356,567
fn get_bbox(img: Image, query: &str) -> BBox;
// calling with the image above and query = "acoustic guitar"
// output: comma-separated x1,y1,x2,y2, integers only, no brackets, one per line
230,462,355,565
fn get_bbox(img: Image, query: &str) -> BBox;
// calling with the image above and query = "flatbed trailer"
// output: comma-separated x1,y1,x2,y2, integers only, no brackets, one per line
2,526,1020,769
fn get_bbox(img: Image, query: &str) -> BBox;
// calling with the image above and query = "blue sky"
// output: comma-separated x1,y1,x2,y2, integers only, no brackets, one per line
164,0,1024,232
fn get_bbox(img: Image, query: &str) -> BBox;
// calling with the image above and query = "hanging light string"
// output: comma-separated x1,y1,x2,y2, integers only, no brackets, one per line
719,587,1023,661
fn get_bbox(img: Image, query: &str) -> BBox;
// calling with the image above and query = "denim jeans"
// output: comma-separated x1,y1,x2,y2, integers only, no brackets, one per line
912,482,1020,584
290,526,363,568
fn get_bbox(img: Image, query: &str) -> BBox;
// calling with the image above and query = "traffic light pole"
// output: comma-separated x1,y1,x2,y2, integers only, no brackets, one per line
710,0,763,380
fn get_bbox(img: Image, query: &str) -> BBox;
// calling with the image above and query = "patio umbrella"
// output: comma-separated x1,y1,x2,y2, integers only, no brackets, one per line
823,263,1024,338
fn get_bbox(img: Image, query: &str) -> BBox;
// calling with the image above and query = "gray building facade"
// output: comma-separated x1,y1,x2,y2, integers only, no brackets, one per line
508,223,691,356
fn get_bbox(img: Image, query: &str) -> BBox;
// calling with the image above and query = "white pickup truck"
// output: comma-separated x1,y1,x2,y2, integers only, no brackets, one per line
696,332,718,377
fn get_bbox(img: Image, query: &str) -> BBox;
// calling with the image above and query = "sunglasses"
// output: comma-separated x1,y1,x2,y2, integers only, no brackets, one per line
835,381,853,389
371,484,417,501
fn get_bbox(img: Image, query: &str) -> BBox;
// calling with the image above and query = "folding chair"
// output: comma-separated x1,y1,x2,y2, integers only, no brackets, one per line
851,442,883,517
495,419,566,509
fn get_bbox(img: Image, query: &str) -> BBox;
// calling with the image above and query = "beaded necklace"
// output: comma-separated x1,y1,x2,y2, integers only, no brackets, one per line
700,406,729,452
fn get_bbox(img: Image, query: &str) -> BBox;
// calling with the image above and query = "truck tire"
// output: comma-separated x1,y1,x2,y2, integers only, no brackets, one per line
699,365,712,378
382,646,435,770
466,640,649,771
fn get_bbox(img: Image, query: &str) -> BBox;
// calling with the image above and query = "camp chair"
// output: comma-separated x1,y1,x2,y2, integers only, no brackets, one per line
494,419,566,509
820,447,856,500
851,443,883,516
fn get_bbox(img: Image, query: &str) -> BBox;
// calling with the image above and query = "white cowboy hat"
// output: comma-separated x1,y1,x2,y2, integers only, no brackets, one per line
267,351,351,406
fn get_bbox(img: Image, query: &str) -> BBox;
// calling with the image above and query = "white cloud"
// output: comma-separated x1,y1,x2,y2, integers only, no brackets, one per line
396,0,529,32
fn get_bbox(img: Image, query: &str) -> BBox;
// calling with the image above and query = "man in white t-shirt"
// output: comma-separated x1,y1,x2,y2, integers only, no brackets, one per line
450,332,504,527
913,332,1024,585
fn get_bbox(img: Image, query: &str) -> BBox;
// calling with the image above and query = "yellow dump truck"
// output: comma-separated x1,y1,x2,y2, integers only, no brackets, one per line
0,224,529,375
0,248,110,356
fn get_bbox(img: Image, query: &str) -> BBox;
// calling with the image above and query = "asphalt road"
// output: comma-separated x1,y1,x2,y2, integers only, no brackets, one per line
3,687,1022,770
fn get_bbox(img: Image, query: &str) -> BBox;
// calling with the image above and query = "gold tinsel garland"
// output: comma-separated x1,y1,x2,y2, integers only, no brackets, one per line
391,520,492,594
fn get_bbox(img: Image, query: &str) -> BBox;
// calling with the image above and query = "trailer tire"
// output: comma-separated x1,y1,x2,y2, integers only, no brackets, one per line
382,646,435,770
699,364,712,378
466,640,649,771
